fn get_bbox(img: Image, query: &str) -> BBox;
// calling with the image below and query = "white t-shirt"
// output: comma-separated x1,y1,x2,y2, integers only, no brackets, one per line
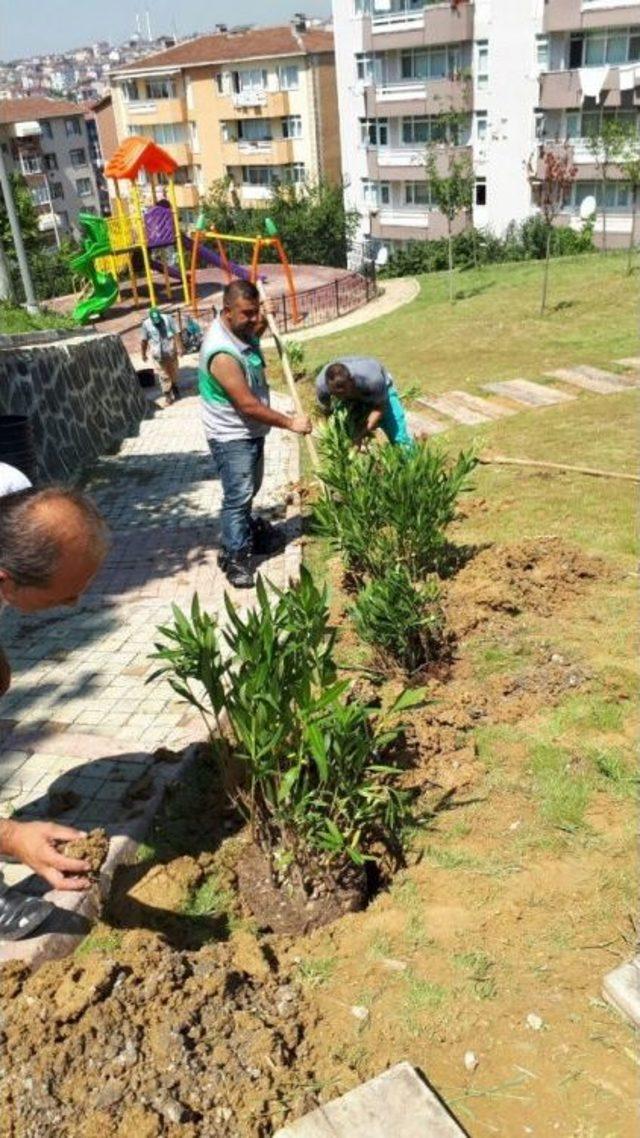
0,463,32,496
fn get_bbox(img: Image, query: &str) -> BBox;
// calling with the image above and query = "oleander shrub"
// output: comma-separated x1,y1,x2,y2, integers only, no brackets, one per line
351,567,444,674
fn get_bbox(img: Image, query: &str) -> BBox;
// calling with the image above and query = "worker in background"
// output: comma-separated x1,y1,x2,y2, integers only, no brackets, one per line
315,357,413,448
141,306,181,407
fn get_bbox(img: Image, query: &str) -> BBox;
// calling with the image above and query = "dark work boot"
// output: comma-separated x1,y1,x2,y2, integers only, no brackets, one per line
218,549,254,588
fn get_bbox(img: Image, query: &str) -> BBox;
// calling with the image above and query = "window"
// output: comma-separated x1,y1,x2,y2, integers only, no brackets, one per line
58,210,69,228
20,155,42,174
283,162,306,184
185,75,193,110
75,177,92,197
238,118,272,142
132,122,189,145
278,65,299,91
65,117,81,136
242,165,278,186
50,181,64,199
401,115,467,145
361,179,390,207
476,40,489,88
356,53,380,84
189,121,199,151
360,117,388,146
145,78,177,99
282,115,302,139
476,112,488,143
570,27,640,68
30,184,49,206
563,108,639,140
405,181,431,207
536,35,549,71
475,177,487,206
233,68,268,92
69,147,87,168
401,45,460,81
570,179,632,210
121,80,139,101
214,72,224,94
40,120,53,139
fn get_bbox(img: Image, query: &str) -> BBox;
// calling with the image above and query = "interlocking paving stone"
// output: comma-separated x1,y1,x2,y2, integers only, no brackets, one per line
417,393,492,426
274,1062,468,1138
482,378,575,407
547,368,629,394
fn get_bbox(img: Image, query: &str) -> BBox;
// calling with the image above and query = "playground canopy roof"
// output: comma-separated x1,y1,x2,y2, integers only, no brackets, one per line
105,136,178,181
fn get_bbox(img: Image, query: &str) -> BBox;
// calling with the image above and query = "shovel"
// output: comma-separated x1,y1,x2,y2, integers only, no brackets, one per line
0,882,55,941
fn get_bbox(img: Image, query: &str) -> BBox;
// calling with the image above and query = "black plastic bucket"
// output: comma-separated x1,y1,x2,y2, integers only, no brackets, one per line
0,415,37,485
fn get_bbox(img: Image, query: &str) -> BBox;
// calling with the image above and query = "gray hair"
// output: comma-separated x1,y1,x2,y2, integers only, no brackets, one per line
0,487,109,587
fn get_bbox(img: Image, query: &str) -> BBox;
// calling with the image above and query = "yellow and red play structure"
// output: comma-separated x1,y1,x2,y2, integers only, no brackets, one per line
70,135,299,326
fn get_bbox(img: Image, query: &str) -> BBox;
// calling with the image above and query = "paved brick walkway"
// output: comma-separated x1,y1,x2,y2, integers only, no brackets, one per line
0,389,301,915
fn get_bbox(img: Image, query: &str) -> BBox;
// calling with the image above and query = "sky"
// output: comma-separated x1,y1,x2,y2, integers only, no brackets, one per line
0,0,332,61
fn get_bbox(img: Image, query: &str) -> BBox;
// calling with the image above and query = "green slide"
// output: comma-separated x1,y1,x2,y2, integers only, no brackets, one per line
71,213,119,325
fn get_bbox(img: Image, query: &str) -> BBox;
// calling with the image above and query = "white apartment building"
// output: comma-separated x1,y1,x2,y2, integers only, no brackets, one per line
332,0,640,252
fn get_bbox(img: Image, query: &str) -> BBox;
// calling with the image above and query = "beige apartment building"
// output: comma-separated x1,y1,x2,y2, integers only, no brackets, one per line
333,0,640,253
109,19,341,223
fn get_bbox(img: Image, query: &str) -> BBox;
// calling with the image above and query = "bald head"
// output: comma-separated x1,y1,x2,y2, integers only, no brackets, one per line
0,488,109,612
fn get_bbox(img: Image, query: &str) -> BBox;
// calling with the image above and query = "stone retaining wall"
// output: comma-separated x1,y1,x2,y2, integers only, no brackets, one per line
0,331,146,484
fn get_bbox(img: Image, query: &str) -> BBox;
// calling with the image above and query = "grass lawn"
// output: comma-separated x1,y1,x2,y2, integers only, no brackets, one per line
281,252,638,406
287,292,637,1136
0,301,76,335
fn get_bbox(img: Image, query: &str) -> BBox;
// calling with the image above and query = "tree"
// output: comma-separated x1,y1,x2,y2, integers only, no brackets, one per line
527,143,577,315
0,172,77,303
616,129,640,274
424,147,474,303
586,118,629,253
201,178,360,269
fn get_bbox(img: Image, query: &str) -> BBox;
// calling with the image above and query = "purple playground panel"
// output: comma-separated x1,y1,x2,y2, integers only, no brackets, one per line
144,202,176,249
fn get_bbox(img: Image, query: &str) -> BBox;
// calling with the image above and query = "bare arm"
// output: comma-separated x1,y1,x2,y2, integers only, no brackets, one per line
0,819,92,891
210,354,311,434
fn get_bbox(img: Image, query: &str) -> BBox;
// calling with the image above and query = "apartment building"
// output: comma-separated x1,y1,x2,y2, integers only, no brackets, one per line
333,0,640,252
0,97,101,243
109,19,341,224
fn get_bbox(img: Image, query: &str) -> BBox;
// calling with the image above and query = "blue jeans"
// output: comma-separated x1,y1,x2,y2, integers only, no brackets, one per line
208,436,265,556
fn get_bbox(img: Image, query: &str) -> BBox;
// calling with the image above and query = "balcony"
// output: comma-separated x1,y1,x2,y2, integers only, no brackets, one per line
543,0,640,33
239,184,272,202
160,142,192,166
366,1,474,48
539,66,629,108
125,97,187,125
224,90,294,117
222,138,297,165
367,143,472,179
18,155,43,175
11,120,42,138
365,76,470,116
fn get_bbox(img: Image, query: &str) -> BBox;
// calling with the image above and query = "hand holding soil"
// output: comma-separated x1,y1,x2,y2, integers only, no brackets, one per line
61,828,109,881
0,820,93,890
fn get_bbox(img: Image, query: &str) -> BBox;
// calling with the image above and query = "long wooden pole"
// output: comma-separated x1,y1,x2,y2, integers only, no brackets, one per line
479,453,639,484
257,280,320,471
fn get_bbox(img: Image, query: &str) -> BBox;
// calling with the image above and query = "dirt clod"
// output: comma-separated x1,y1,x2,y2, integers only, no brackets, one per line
62,828,109,877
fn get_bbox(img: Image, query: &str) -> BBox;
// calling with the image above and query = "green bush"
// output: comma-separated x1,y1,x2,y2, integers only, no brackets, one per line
312,409,476,580
380,218,595,278
151,569,423,878
351,566,444,673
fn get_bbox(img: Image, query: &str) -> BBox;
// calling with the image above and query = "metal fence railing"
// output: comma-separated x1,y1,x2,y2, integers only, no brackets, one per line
272,269,379,334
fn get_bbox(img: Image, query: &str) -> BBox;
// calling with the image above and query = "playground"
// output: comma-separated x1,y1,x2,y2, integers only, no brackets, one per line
63,135,373,346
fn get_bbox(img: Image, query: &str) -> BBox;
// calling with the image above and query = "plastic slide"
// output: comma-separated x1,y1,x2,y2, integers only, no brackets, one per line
71,214,119,324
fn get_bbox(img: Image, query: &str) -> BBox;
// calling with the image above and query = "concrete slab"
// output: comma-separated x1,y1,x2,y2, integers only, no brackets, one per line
575,365,638,388
547,368,628,395
615,357,640,371
603,957,640,1026
482,379,575,407
274,1062,469,1138
405,410,448,437
446,390,517,419
417,394,491,426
